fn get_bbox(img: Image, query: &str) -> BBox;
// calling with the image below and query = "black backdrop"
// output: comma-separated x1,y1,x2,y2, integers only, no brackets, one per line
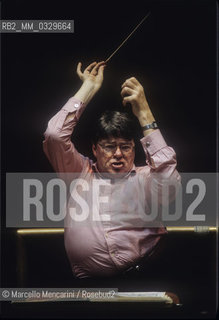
1,0,217,174
1,1,218,318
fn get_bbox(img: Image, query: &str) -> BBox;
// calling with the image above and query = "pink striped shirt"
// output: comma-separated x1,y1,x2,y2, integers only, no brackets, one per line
43,97,180,278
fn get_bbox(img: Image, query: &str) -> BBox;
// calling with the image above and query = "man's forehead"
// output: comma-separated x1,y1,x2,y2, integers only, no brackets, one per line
99,137,134,144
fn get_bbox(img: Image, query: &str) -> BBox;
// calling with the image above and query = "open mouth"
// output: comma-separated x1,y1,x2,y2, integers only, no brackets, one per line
111,162,124,169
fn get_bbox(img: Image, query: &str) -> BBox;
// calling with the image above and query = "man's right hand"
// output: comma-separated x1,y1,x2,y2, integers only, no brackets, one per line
77,61,106,91
73,61,106,105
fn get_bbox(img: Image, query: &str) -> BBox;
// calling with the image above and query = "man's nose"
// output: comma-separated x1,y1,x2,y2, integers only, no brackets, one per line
114,146,123,157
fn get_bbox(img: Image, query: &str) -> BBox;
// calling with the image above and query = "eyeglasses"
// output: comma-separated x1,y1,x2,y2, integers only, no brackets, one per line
98,143,134,155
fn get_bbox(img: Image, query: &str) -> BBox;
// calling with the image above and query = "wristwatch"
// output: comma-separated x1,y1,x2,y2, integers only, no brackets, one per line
141,121,158,131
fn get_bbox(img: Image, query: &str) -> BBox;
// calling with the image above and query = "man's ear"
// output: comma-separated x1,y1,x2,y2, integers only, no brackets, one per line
92,144,97,158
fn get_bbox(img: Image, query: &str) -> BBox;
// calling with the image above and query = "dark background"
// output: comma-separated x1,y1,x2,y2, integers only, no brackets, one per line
1,0,217,173
1,0,218,319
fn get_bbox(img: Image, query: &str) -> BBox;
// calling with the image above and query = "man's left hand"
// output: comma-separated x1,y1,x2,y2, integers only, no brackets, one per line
121,77,149,118
121,77,155,130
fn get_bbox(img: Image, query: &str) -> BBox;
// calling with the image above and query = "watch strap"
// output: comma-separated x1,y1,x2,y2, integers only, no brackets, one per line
141,121,158,131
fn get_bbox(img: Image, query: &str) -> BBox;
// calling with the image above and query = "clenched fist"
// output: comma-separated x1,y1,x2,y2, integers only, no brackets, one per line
121,77,155,132
121,77,149,118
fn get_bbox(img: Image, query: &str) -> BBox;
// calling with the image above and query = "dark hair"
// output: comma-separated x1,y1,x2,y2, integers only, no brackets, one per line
92,110,136,145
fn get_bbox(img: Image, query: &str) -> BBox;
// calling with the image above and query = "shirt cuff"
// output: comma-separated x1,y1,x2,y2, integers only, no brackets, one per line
140,129,167,156
61,97,84,113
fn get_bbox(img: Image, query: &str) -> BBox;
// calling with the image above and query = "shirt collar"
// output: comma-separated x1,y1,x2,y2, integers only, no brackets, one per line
91,163,136,179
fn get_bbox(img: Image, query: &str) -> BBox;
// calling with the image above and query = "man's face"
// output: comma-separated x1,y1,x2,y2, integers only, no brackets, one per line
92,137,135,174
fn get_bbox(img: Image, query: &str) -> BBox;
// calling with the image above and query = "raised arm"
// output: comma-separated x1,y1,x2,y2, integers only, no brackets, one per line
121,76,178,173
121,76,156,137
121,77,181,207
43,61,106,173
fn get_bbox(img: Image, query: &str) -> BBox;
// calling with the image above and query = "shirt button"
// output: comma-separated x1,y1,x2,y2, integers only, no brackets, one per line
105,233,108,238
74,103,79,108
111,252,115,257
146,141,150,147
